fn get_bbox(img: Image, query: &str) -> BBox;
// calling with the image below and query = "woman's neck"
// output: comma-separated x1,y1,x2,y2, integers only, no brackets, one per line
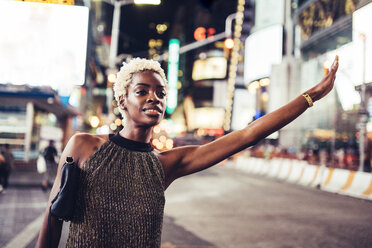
119,125,153,143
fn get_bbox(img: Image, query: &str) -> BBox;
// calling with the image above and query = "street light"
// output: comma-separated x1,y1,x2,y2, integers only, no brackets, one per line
102,0,161,68
156,12,240,62
224,38,234,49
358,33,367,172
134,0,160,4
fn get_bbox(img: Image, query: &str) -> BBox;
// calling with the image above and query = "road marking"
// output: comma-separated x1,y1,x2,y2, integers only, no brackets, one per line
3,213,44,248
161,242,177,248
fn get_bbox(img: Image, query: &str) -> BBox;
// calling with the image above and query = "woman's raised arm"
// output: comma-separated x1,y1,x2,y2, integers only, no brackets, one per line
161,56,339,184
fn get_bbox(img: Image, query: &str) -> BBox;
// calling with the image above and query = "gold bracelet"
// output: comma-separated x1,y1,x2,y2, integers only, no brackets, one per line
302,93,313,107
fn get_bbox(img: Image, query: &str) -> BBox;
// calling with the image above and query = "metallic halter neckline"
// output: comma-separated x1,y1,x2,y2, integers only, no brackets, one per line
109,133,154,152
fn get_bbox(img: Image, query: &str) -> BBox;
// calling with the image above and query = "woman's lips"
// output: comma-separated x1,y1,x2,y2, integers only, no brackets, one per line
143,107,162,115
145,109,159,114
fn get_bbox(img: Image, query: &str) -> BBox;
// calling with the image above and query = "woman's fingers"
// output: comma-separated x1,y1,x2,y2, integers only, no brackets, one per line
330,55,339,75
326,56,338,85
325,57,338,92
332,55,339,69
314,56,338,100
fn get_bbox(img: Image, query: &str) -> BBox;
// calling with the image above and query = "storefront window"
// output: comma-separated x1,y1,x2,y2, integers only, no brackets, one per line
0,110,27,160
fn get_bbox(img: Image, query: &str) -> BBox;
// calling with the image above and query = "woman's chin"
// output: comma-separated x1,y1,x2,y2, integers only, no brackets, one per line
144,113,162,118
143,116,163,126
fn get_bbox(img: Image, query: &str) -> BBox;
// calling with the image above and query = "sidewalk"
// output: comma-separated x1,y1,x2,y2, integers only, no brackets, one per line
8,169,48,188
0,187,49,248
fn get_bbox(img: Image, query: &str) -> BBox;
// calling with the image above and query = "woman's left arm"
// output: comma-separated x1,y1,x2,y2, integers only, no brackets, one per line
162,56,338,183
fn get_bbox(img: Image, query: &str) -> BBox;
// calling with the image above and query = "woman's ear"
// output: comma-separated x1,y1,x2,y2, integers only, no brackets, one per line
119,96,127,110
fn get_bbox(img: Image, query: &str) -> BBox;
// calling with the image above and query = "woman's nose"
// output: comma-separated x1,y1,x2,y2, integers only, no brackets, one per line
147,92,159,103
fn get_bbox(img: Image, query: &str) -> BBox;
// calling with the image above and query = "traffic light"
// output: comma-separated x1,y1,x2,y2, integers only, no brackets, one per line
194,27,216,41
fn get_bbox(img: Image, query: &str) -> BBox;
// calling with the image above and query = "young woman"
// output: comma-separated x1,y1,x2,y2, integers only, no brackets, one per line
36,56,339,247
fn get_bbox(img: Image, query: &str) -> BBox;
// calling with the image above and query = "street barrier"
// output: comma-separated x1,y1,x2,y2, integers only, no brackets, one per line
229,156,372,201
304,164,322,188
267,158,281,178
321,167,350,193
250,157,260,174
286,160,305,183
340,171,372,200
260,159,271,175
277,159,292,180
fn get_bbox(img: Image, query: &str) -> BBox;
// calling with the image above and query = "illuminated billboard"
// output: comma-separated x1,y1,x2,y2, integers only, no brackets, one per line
0,1,89,90
166,39,180,115
192,57,227,81
353,2,372,86
244,24,283,83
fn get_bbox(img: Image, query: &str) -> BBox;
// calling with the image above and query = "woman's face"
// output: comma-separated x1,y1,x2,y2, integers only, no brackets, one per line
121,70,167,127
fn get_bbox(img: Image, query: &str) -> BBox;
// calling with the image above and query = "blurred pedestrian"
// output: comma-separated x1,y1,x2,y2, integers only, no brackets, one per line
0,144,14,194
297,148,306,161
36,56,339,248
41,140,58,191
335,148,345,168
319,148,328,166
345,148,355,170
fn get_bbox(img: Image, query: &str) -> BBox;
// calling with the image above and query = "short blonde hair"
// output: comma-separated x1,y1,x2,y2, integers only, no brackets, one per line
113,57,168,119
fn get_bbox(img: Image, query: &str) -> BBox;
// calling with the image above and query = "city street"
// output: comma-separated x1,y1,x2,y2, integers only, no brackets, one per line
1,1,372,247
1,162,371,248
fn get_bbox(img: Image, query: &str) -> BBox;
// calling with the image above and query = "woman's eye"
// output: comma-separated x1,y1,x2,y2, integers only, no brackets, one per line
136,90,147,95
157,91,167,98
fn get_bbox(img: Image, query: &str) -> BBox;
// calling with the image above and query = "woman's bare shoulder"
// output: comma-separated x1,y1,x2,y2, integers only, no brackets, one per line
63,133,109,166
70,133,109,146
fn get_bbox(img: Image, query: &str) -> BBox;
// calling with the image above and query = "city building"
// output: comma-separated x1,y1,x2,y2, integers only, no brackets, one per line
239,0,372,170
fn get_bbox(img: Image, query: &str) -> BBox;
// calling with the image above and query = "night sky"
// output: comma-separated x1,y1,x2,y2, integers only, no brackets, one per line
103,0,237,58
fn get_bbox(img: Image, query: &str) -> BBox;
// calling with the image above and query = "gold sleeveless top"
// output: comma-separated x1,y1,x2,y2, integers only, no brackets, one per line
66,133,165,248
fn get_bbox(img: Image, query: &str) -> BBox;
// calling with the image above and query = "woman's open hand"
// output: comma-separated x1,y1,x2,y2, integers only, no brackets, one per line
307,55,339,102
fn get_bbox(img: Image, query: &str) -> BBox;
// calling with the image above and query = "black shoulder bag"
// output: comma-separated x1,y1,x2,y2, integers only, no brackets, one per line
47,156,80,248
